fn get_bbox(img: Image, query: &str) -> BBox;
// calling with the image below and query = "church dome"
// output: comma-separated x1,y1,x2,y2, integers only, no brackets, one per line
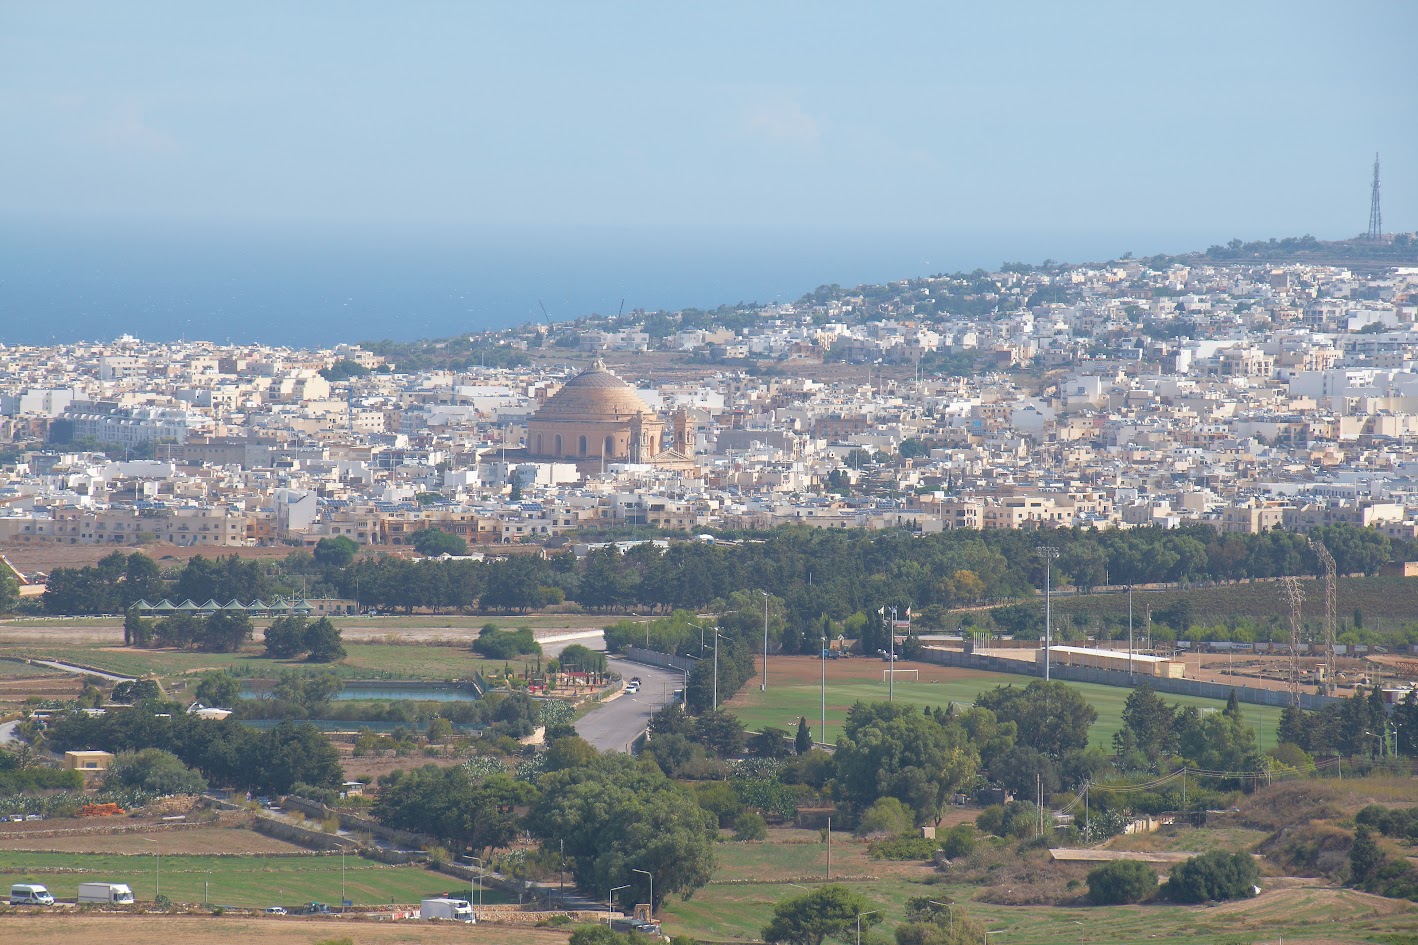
533,361,653,421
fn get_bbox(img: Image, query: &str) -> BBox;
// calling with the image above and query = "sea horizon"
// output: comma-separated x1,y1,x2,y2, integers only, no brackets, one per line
2,220,1244,348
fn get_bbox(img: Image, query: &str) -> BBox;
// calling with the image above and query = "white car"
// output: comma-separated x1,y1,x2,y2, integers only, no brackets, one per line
625,683,640,694
264,906,288,915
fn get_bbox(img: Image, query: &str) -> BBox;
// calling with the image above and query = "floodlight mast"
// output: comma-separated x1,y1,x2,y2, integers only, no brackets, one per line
1037,547,1060,681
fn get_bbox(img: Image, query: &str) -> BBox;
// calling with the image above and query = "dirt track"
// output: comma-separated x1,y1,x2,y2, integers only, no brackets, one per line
0,914,570,945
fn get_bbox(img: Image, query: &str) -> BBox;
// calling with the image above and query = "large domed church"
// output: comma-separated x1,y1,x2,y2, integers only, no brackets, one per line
522,361,693,475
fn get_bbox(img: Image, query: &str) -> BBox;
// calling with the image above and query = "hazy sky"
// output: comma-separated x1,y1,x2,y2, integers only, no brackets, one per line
3,1,1415,242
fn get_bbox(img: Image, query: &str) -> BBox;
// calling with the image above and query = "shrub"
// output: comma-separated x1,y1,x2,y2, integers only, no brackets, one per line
1164,851,1259,903
856,797,914,837
733,811,768,841
1086,860,1157,904
940,824,977,860
105,748,207,795
868,834,941,861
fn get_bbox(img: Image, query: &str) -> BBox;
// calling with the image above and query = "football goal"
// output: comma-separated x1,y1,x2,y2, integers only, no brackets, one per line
881,668,919,683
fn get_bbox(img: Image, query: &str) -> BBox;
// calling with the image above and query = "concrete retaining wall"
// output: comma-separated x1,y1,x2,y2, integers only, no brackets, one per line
918,646,1340,710
252,814,357,851
622,646,696,674
283,795,432,851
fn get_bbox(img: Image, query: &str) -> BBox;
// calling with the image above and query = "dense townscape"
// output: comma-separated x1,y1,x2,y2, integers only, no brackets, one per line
4,248,1418,550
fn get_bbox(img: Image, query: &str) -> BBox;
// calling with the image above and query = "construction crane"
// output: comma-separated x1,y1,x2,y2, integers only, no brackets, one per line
1279,576,1305,707
1309,540,1338,695
0,552,29,585
538,300,555,331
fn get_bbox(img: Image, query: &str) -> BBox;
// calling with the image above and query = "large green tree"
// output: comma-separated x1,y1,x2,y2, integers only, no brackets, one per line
313,536,360,568
762,884,880,945
375,765,535,853
975,681,1097,758
833,702,979,825
1115,684,1179,764
412,527,468,557
529,754,716,909
105,748,207,795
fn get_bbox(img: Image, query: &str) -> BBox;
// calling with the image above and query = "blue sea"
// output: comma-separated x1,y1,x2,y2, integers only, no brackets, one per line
0,220,1213,348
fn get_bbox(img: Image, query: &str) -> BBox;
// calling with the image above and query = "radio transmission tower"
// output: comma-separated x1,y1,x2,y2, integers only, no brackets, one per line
1280,576,1305,707
1310,541,1338,695
1367,153,1383,241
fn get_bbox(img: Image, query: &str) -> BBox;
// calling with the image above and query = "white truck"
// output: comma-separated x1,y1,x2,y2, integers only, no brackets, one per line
420,897,475,922
9,883,54,905
77,882,135,905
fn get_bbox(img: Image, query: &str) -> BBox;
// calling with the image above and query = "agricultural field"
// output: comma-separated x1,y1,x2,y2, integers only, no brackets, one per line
659,826,1418,944
0,642,513,685
1048,575,1418,632
725,656,1285,749
0,850,513,910
0,825,308,855
0,914,571,945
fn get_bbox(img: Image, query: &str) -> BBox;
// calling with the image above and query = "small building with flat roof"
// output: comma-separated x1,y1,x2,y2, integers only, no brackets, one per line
63,750,115,773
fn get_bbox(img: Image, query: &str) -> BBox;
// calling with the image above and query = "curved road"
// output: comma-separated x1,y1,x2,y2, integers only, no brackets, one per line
575,658,684,753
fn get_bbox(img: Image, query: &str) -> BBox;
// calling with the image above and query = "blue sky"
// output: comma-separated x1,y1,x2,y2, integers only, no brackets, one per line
2,1,1415,243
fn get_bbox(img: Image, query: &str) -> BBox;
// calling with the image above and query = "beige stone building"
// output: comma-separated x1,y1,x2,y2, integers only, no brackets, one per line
521,362,693,476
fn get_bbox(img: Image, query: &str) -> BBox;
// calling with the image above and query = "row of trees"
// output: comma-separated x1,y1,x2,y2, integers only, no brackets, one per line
1279,686,1418,758
45,707,342,795
36,523,1411,627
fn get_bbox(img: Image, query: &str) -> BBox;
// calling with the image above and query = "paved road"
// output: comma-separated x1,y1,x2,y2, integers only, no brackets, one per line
31,659,134,682
575,657,684,753
0,721,18,745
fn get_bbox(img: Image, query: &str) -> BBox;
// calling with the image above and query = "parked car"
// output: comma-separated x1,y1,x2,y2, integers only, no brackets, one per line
264,906,288,915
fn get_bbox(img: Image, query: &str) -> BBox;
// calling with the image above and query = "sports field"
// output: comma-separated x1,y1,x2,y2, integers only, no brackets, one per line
725,656,1284,749
0,850,512,909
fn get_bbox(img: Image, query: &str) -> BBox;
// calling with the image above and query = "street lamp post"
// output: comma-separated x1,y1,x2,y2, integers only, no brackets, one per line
469,856,484,911
857,910,878,945
760,590,770,692
1038,547,1059,682
713,631,728,711
633,868,654,918
142,837,159,900
929,900,954,938
889,605,897,702
1128,583,1134,677
820,633,827,747
608,884,630,927
713,631,720,710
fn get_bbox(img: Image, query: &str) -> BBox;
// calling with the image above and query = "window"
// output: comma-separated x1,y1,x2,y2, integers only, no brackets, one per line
578,435,588,456
604,435,614,456
554,434,562,455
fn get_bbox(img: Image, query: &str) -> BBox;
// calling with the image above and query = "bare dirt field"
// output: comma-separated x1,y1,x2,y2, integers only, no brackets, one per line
0,542,300,574
0,824,309,855
0,914,571,945
761,655,991,687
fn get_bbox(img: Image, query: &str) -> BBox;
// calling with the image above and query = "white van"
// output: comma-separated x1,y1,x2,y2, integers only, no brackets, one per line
10,884,54,905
